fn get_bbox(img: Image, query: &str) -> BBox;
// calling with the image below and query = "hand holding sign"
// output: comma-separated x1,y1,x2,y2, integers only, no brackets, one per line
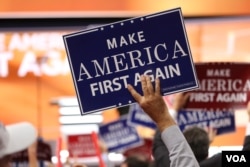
172,92,190,111
205,126,217,144
127,75,176,132
63,8,199,114
128,75,200,167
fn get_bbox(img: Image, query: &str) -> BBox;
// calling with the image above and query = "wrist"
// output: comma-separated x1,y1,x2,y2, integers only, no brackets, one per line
156,116,176,132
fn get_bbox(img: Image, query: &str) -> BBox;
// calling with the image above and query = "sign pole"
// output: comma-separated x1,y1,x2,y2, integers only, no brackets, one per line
56,137,62,167
91,131,106,167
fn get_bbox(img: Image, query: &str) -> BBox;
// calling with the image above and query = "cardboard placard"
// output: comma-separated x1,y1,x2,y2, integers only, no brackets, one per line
127,103,156,129
177,109,236,135
67,134,97,158
123,138,153,161
99,116,143,152
186,62,250,110
63,8,198,114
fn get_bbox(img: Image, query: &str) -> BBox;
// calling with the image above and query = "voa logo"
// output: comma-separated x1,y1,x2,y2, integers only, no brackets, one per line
226,155,247,163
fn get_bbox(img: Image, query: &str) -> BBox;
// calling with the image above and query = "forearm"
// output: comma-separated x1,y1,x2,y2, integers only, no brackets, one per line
161,125,199,167
154,107,176,132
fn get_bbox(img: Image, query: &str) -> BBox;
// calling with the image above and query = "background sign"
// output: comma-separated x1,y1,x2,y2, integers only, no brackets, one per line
99,116,143,152
177,109,236,135
186,62,250,110
67,134,97,158
127,103,156,129
123,138,153,161
63,7,199,114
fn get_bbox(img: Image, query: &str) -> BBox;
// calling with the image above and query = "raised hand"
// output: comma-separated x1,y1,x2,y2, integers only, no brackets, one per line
127,75,176,132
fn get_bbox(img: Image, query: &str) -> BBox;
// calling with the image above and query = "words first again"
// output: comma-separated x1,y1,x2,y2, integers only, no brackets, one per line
90,63,181,96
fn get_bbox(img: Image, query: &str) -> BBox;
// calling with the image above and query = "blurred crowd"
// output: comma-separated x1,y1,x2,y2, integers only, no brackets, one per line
1,75,250,167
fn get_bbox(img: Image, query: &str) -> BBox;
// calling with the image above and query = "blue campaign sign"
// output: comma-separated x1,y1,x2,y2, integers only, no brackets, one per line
63,7,199,115
98,116,143,152
127,103,157,129
177,109,236,135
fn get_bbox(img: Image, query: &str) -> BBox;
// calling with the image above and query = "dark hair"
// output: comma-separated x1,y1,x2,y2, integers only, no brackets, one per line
183,126,210,162
122,155,150,167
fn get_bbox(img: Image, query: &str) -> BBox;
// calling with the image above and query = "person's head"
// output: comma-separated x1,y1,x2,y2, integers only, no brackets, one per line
183,126,210,162
0,122,37,167
120,155,150,167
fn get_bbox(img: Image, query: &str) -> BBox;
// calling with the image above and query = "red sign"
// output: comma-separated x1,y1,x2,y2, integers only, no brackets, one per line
67,134,97,158
186,63,250,109
123,138,153,161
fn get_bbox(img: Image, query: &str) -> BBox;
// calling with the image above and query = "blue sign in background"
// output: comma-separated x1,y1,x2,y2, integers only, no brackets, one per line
98,116,143,152
177,109,236,135
127,103,157,129
63,8,199,114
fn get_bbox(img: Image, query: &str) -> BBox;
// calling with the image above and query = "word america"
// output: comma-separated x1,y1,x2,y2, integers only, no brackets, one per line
77,31,187,81
77,31,188,96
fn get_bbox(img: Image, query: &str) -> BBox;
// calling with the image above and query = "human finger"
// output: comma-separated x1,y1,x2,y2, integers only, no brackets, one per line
180,92,190,108
127,84,142,102
155,78,161,95
183,92,190,101
141,75,149,96
205,126,217,143
145,75,154,95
